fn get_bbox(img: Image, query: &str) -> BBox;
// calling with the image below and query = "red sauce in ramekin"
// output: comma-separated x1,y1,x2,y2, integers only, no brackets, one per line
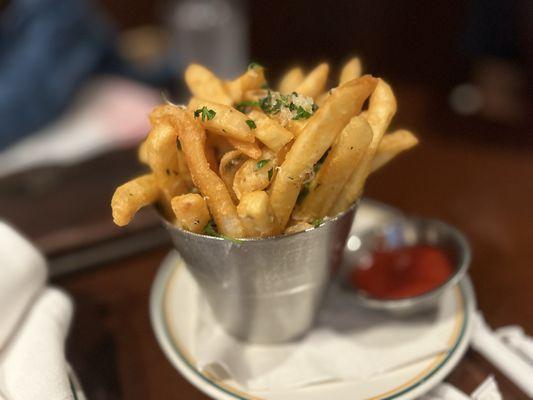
350,245,454,299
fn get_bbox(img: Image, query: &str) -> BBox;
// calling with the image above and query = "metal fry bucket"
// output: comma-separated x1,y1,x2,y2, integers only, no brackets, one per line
162,205,357,343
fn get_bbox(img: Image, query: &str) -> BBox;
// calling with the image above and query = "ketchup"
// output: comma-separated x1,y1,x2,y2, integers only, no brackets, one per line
351,245,454,299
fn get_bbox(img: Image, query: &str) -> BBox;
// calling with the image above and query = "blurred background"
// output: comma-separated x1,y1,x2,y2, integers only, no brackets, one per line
0,0,532,275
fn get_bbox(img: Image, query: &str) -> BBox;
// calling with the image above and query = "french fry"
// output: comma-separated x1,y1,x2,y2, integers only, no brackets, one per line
227,138,262,159
237,191,275,237
205,132,234,159
171,193,211,233
274,141,292,165
144,120,188,203
233,158,274,200
371,129,418,172
278,67,304,94
314,57,361,107
176,144,194,189
161,105,245,237
339,57,362,84
315,91,329,107
138,140,148,164
284,221,313,234
219,150,246,202
330,79,397,215
243,89,268,102
295,116,373,220
188,98,255,143
226,65,266,102
269,75,377,232
295,63,329,98
285,119,308,137
111,174,159,226
184,64,232,105
247,110,294,152
205,136,219,172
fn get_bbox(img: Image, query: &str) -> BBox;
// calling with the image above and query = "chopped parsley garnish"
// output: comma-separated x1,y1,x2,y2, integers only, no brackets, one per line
256,91,317,120
256,159,270,169
203,220,218,236
267,168,273,181
245,119,257,129
235,100,260,113
248,62,262,70
312,218,324,228
292,106,313,120
194,106,216,121
234,91,316,120
203,220,242,243
260,83,270,89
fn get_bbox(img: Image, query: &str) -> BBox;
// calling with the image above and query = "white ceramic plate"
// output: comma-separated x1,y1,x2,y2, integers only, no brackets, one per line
150,200,476,400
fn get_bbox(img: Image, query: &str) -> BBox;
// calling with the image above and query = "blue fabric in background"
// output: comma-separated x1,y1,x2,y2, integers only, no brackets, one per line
0,0,116,149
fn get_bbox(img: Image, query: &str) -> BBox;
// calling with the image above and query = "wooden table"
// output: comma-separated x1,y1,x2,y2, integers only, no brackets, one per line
23,86,533,399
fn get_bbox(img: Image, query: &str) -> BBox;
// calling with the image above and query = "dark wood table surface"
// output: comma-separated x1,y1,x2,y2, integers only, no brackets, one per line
2,85,532,399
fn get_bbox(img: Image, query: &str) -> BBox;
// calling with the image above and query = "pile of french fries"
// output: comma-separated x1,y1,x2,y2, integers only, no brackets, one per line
111,58,418,238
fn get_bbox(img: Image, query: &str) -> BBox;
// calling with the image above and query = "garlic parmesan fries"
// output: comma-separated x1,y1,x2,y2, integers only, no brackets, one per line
112,60,418,238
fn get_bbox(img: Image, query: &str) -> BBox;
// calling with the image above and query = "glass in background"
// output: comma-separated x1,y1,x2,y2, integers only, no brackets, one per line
165,0,248,88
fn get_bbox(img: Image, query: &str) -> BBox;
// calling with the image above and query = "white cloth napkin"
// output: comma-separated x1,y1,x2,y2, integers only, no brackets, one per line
194,283,457,391
495,325,533,362
0,222,76,400
471,312,533,398
0,224,47,349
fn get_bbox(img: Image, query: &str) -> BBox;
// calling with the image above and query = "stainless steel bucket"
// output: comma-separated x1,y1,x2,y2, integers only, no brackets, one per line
162,204,357,343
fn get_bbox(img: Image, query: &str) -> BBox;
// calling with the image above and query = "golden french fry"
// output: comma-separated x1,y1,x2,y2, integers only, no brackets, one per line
226,66,266,102
237,191,275,237
295,116,373,220
233,158,275,200
274,141,292,165
278,67,304,94
111,174,159,226
205,132,234,160
243,89,267,102
247,110,294,152
171,193,211,233
295,63,329,98
219,150,246,202
315,91,329,107
371,129,418,172
188,98,255,143
176,144,194,189
227,137,262,159
285,119,308,137
284,221,313,234
144,120,188,202
161,105,245,237
330,79,397,215
339,57,362,84
138,140,148,164
184,64,232,105
205,137,219,172
269,75,378,232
